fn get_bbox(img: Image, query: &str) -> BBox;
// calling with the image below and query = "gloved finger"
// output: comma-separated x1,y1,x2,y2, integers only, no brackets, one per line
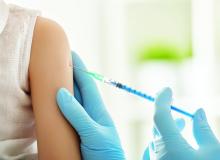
143,146,150,160
74,80,83,105
56,88,97,135
71,51,113,126
153,118,185,137
71,51,97,90
153,87,181,136
193,108,219,146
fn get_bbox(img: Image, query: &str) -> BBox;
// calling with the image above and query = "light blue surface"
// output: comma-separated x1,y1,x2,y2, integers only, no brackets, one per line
143,88,220,160
56,52,125,160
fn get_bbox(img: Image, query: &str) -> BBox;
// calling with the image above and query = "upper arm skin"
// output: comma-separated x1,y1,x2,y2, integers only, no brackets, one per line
29,17,81,160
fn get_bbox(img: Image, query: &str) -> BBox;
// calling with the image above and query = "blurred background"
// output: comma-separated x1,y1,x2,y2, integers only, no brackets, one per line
6,0,220,159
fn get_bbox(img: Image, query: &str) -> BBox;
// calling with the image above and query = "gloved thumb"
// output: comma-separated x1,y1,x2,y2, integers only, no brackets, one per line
56,88,97,136
193,108,219,146
154,87,180,136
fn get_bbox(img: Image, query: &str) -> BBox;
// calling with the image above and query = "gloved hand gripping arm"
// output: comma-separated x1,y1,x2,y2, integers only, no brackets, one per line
56,52,125,160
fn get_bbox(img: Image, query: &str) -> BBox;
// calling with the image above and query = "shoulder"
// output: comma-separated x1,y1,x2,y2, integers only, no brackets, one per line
32,16,70,52
30,16,71,75
34,17,67,41
29,17,72,78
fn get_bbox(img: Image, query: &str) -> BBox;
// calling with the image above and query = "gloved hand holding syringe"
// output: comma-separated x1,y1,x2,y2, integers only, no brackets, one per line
73,66,194,118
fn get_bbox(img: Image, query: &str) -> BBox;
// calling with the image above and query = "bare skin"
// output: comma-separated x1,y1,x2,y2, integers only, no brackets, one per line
29,17,81,159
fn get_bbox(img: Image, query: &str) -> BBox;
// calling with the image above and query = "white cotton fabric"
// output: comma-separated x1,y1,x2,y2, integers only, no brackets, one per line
0,0,9,34
0,1,40,159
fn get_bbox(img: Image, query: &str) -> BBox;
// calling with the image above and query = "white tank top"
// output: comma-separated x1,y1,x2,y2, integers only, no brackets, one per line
0,1,40,159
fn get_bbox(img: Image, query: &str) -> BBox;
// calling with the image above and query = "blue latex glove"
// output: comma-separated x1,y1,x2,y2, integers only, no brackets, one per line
143,118,185,160
56,52,125,160
143,87,220,160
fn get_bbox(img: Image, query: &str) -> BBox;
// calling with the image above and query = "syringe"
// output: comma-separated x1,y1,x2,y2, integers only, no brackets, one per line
73,66,194,118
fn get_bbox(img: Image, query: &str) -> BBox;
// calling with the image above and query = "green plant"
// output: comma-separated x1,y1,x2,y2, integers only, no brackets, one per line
136,42,192,63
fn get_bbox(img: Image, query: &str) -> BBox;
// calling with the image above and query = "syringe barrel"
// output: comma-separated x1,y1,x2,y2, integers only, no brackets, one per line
109,81,194,118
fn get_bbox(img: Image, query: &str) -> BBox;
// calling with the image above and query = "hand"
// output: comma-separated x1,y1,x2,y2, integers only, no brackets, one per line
143,87,220,160
56,52,125,160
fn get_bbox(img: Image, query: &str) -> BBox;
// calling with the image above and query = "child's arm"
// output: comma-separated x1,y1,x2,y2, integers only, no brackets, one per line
29,17,81,159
